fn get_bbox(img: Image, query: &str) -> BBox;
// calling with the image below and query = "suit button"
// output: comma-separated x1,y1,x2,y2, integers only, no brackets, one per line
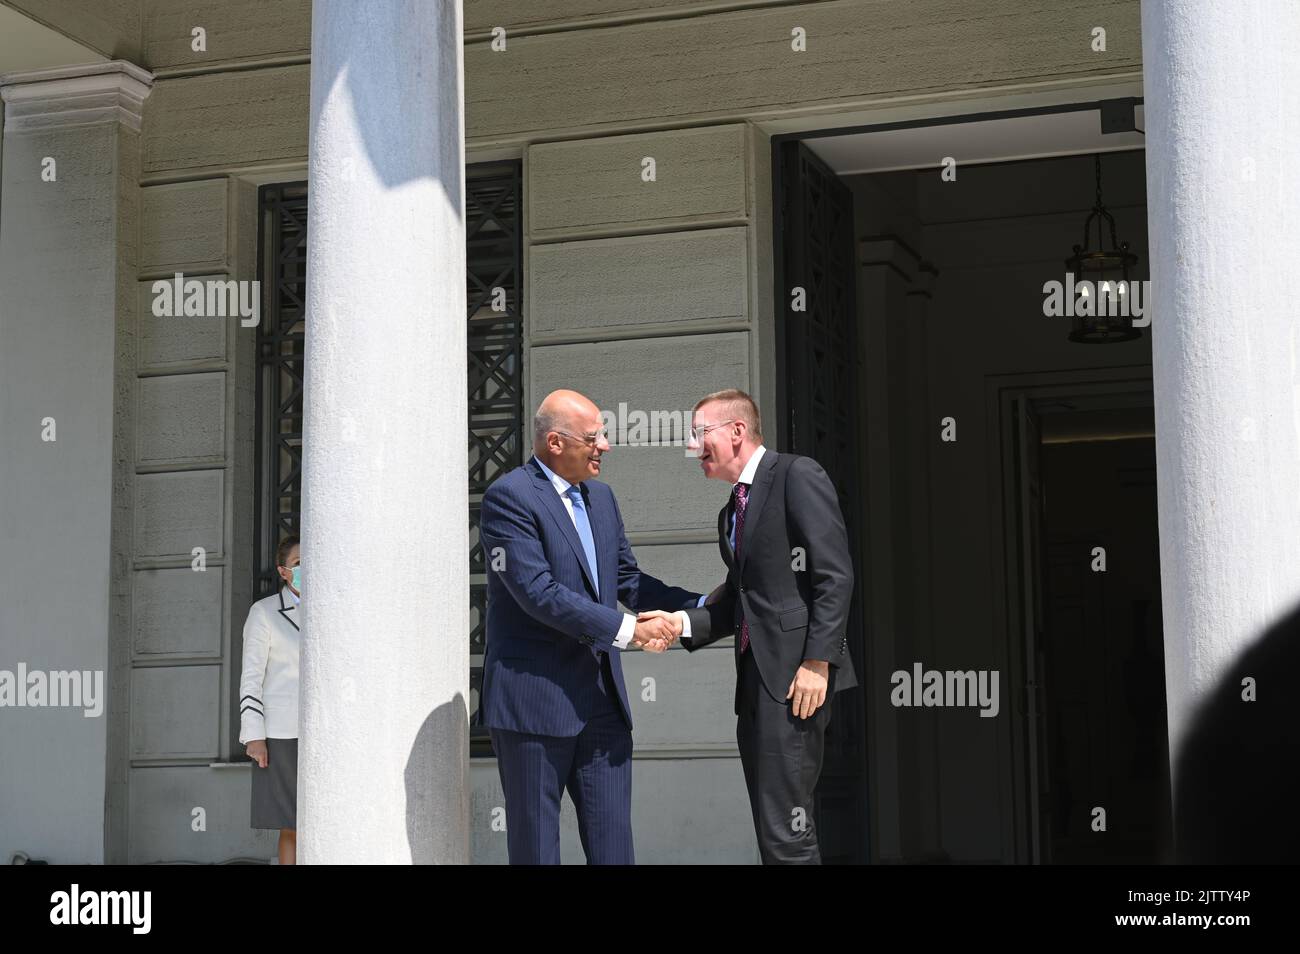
740,585,748,593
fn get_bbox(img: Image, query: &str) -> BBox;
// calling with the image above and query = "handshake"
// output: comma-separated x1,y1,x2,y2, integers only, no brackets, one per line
632,610,683,653
631,583,727,653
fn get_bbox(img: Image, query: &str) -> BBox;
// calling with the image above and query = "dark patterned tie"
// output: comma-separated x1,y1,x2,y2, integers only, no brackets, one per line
733,482,750,654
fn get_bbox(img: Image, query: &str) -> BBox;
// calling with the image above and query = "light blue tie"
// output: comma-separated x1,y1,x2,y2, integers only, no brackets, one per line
565,485,600,597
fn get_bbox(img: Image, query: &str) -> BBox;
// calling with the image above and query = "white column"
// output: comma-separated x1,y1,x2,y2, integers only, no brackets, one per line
1141,1,1300,812
300,1,468,863
0,60,151,864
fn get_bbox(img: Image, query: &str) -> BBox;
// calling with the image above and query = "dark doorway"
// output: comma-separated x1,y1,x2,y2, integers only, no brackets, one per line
1016,394,1172,863
774,106,1159,863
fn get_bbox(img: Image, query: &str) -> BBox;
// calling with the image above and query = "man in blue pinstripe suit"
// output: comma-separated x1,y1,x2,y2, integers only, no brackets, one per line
479,389,702,864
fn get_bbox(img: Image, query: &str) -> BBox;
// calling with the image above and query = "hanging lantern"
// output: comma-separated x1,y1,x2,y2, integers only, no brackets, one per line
1065,154,1140,343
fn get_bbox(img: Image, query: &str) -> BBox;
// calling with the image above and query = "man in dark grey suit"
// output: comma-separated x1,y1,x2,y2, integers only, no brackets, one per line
659,388,857,864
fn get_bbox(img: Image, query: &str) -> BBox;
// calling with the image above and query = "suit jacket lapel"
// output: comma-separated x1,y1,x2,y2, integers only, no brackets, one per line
277,588,300,631
736,450,778,573
529,459,599,599
718,501,735,569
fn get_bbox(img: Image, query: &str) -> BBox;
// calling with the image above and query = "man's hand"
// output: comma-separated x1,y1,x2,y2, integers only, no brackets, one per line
634,610,682,652
787,660,829,719
705,582,727,606
246,739,268,768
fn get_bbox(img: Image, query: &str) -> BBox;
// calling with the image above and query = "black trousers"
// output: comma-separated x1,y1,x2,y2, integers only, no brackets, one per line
736,649,834,864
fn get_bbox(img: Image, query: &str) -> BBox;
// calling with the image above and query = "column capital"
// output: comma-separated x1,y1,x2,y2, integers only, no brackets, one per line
906,261,939,299
0,60,153,134
859,234,925,282
860,234,938,298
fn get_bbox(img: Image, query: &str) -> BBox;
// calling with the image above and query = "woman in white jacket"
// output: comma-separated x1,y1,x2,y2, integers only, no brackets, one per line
239,535,301,864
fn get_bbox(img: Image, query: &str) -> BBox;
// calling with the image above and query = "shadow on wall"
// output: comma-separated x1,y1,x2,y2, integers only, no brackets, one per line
405,695,470,864
1173,602,1300,863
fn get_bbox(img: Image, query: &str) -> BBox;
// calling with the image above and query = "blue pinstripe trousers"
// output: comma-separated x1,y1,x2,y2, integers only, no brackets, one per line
490,655,635,864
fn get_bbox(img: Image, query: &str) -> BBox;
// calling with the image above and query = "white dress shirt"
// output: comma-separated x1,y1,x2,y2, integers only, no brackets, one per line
688,444,768,611
533,455,689,649
727,444,766,551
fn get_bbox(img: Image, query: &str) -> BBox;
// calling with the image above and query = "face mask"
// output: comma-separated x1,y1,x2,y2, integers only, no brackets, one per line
291,566,301,592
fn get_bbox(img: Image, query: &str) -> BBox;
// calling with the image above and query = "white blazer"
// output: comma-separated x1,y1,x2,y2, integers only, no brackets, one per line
239,588,300,743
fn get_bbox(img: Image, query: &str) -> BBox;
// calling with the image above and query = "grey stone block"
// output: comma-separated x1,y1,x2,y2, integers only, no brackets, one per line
130,665,221,759
133,566,225,658
530,228,749,338
141,180,228,273
529,125,747,236
134,470,225,560
137,277,229,369
136,372,227,466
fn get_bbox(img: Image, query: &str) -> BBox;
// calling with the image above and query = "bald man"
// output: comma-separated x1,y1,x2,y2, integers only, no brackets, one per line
479,389,701,864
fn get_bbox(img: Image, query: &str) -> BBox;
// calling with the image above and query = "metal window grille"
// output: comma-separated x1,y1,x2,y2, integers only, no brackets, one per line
254,162,524,748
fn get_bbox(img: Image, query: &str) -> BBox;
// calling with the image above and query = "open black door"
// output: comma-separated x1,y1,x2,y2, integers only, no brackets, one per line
776,140,868,863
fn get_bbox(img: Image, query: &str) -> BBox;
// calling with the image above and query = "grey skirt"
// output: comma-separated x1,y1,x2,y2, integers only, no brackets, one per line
250,737,298,830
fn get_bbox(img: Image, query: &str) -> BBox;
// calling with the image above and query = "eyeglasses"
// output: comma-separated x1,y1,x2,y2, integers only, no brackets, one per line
555,428,608,447
688,420,736,443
